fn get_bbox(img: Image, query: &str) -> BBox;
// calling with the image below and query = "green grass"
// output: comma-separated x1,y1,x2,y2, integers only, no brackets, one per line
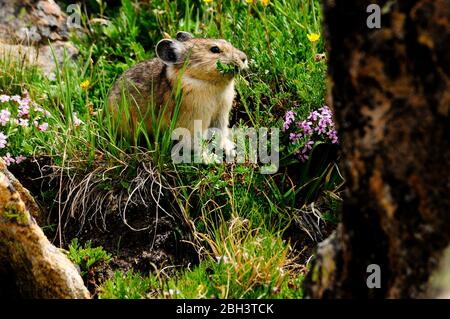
0,0,343,299
100,219,304,299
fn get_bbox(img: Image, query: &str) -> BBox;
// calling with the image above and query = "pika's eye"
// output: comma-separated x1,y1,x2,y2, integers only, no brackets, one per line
210,46,221,54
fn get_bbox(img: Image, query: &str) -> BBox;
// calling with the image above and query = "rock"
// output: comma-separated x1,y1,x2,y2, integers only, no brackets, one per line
0,158,90,299
0,0,70,45
0,159,41,224
0,40,78,78
0,1,79,77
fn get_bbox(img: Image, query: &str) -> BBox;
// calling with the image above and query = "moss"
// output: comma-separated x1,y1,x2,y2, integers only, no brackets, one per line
3,205,29,225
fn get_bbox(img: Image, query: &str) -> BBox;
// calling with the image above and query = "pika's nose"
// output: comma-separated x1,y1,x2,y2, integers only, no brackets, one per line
239,52,248,68
240,53,247,64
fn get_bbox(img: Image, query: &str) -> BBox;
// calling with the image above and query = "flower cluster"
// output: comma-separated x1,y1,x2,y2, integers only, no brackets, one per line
0,92,51,166
283,106,338,162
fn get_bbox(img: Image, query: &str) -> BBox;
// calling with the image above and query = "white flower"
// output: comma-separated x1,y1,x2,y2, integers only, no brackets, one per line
215,255,230,264
18,118,29,127
11,95,21,103
0,95,10,103
0,109,11,126
73,113,83,127
0,132,7,148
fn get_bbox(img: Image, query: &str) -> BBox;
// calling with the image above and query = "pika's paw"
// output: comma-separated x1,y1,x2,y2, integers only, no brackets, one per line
222,138,236,159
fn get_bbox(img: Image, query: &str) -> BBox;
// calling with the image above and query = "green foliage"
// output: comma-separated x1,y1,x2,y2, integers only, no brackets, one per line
100,225,304,299
100,271,158,299
68,238,111,277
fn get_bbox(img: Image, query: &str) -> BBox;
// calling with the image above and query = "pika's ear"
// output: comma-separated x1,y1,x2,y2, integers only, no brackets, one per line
156,39,181,65
176,31,193,42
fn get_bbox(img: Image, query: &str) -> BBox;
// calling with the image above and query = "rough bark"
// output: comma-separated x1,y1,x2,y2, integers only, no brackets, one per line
0,159,90,299
304,0,450,298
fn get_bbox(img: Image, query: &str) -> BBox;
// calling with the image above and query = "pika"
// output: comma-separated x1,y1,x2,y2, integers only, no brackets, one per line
108,31,248,158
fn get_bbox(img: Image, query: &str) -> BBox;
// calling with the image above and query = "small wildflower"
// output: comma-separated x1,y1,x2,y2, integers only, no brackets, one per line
73,113,82,127
307,32,320,43
0,132,7,148
307,110,319,121
19,97,30,108
289,132,302,141
18,118,29,127
261,0,270,6
328,129,339,144
80,80,90,90
303,140,314,152
0,95,10,103
3,153,15,166
216,255,230,264
34,105,44,113
283,110,296,131
38,122,49,132
11,95,21,103
0,109,11,126
298,120,313,135
15,155,26,164
168,289,180,296
295,151,309,163
47,72,56,82
18,104,30,117
284,105,338,164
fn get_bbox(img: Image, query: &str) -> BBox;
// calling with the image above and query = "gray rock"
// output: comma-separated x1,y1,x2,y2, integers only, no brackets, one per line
0,0,70,45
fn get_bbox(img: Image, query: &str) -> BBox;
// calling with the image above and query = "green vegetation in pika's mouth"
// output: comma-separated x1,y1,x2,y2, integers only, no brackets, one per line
216,60,237,75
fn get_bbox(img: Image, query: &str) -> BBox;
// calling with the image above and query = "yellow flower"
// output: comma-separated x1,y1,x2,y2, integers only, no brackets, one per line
246,0,253,3
307,32,320,43
80,80,90,90
261,0,270,6
204,0,213,3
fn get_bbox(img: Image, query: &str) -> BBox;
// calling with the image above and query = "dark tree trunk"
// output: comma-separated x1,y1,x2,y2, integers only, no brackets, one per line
304,0,450,298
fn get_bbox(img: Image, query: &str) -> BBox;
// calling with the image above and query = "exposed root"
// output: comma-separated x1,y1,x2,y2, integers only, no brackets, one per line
38,151,185,244
291,202,325,243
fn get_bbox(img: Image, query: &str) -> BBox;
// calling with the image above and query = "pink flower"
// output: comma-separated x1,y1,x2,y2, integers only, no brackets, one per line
19,98,30,108
298,120,313,135
0,132,7,148
18,104,30,117
73,113,82,127
3,153,15,166
0,109,11,126
18,118,29,127
38,122,48,131
283,111,296,131
15,155,27,164
0,95,10,103
11,95,21,103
